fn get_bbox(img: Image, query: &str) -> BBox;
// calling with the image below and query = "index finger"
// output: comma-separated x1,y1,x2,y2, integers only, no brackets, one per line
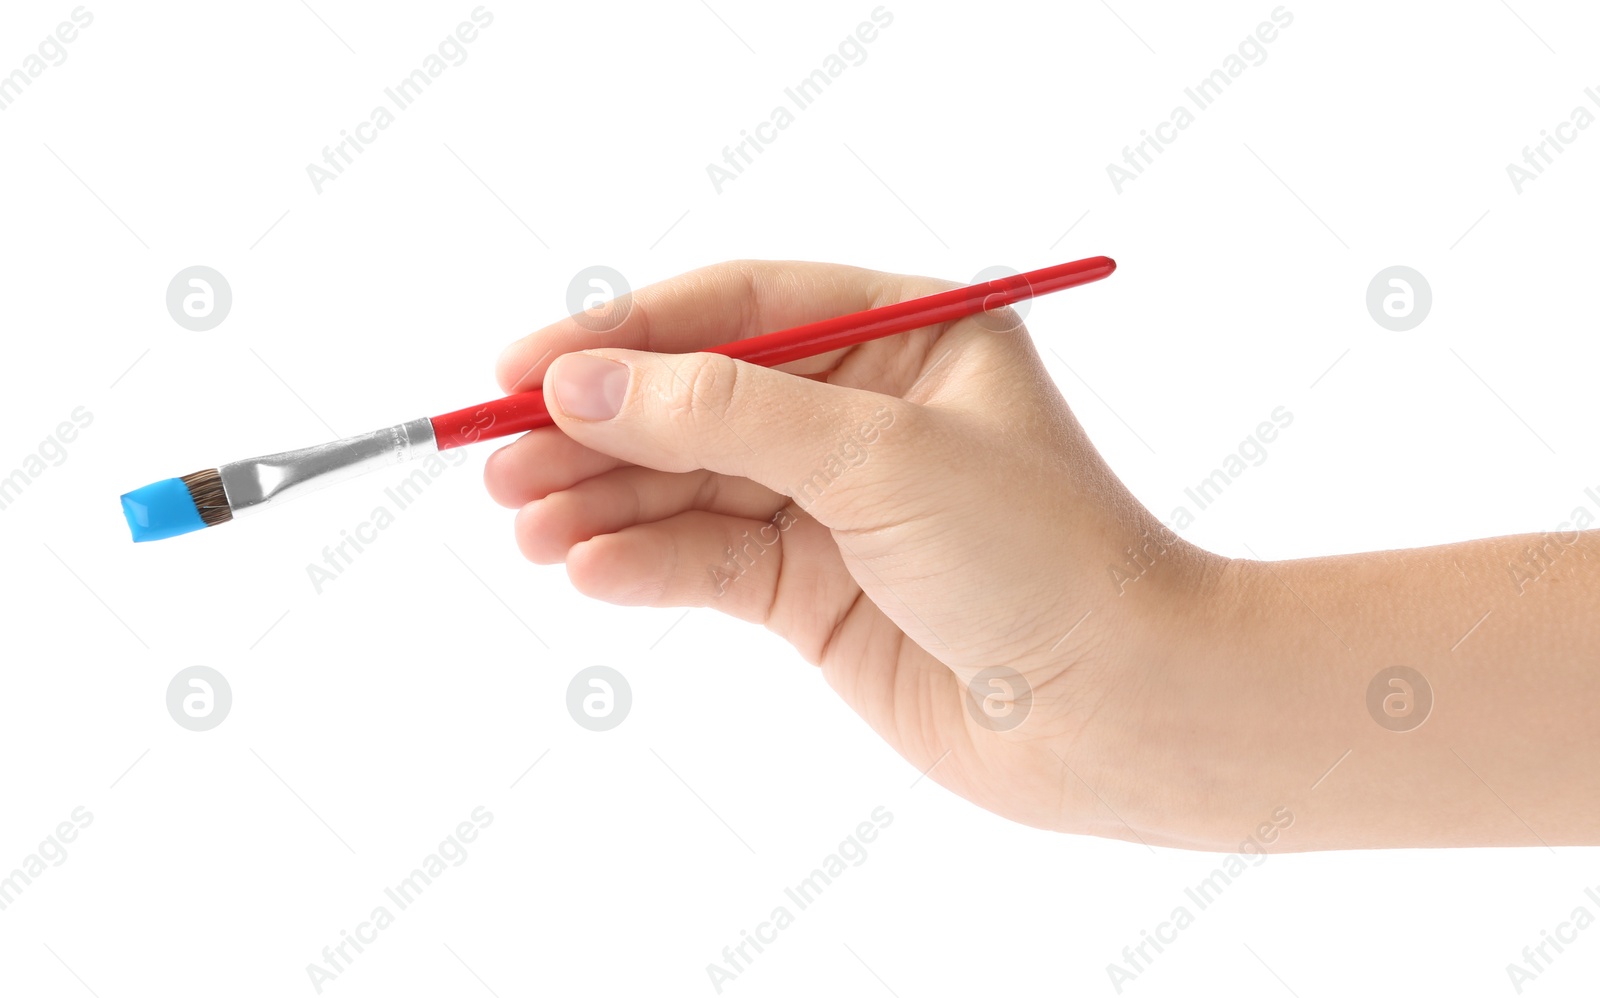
496,260,948,394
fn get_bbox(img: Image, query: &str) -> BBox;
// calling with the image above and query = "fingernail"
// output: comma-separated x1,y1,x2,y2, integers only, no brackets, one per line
551,354,629,421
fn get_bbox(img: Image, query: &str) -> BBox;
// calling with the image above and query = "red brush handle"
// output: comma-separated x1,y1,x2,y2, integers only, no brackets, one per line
430,255,1116,449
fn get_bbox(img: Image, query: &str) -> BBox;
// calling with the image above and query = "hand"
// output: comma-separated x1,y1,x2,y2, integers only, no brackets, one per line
486,261,1225,843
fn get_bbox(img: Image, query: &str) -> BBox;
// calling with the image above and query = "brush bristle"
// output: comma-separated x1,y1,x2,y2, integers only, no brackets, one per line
181,468,233,527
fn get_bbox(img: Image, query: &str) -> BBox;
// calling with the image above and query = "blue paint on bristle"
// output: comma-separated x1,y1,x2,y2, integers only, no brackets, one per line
120,478,207,542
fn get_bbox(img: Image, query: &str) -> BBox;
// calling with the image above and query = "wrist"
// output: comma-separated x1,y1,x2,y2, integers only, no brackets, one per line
1084,546,1283,850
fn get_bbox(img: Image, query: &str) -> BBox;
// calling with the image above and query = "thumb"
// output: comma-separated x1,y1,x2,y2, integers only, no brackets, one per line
543,349,924,524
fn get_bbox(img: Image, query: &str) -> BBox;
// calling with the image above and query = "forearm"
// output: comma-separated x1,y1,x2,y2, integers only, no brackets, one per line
1143,531,1600,850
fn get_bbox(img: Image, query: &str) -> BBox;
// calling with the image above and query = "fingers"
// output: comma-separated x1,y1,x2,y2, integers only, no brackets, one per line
482,427,626,508
565,510,778,615
497,260,950,393
513,466,784,564
564,509,861,651
541,349,935,528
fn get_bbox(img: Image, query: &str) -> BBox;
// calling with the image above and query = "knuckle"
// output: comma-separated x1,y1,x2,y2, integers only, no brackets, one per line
670,353,742,429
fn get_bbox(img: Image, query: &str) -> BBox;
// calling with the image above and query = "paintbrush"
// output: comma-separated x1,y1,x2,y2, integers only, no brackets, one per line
119,256,1116,541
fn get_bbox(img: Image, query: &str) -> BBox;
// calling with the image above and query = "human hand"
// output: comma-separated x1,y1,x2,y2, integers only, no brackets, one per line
486,261,1226,843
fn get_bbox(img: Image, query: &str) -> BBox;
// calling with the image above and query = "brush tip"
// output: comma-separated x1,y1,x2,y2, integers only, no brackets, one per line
120,477,210,542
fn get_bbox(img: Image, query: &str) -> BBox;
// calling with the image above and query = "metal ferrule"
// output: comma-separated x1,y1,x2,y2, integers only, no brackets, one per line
218,418,437,517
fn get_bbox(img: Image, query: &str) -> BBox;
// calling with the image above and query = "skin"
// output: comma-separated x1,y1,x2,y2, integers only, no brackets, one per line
487,260,1600,852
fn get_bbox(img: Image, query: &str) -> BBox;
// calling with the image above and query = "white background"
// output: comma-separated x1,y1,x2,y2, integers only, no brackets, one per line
2,0,1598,995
